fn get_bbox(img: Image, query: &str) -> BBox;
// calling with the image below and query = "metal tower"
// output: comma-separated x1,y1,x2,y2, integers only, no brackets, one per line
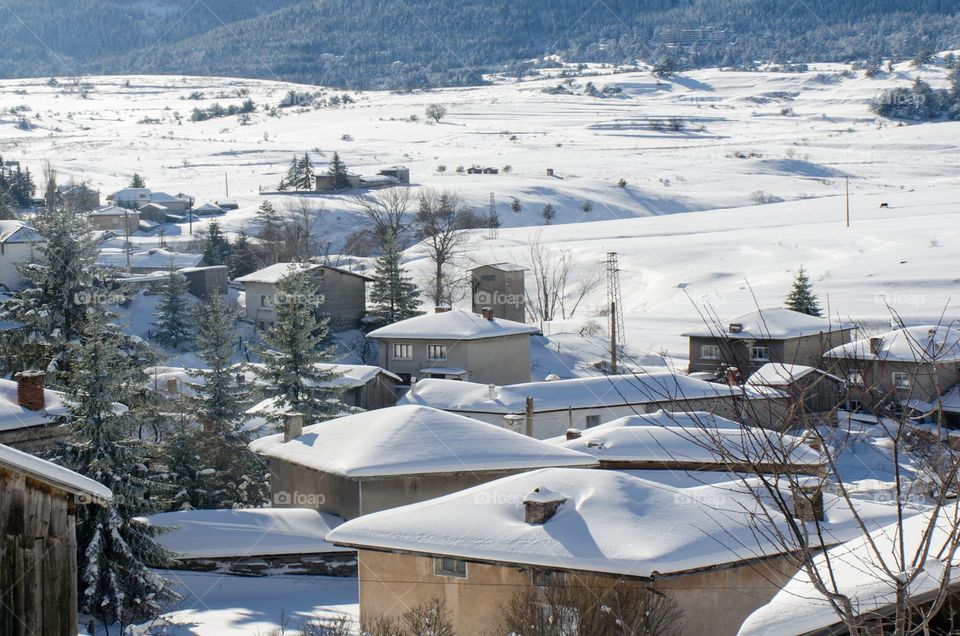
605,252,625,373
487,192,500,240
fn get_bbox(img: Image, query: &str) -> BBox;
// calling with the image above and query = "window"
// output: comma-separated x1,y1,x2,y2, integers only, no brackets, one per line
260,294,268,307
427,344,447,360
701,344,721,360
750,346,770,362
893,372,911,389
846,369,864,386
532,570,567,587
392,343,413,360
434,557,467,578
585,415,600,428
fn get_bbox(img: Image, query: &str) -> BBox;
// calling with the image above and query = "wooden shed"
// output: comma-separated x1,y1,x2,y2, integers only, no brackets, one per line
0,444,112,636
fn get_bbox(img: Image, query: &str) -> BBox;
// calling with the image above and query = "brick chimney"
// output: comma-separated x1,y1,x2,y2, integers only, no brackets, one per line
524,487,567,524
166,377,179,395
15,370,45,411
565,428,582,441
283,412,304,442
869,336,884,356
481,307,494,321
792,484,824,522
434,306,451,314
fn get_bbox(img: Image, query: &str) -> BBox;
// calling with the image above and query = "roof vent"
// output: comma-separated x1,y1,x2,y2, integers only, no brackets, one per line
283,412,304,443
728,322,744,334
586,439,605,449
523,487,567,524
434,306,451,314
544,373,561,382
487,383,497,400
565,428,582,441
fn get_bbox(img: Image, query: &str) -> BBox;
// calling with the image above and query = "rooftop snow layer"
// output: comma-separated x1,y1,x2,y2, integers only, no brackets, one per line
825,324,960,363
248,404,598,477
97,248,203,270
746,362,841,387
0,221,42,243
0,377,69,432
139,508,350,559
367,309,539,341
326,467,900,577
400,372,747,414
0,443,111,502
681,307,853,340
738,506,951,636
234,262,322,284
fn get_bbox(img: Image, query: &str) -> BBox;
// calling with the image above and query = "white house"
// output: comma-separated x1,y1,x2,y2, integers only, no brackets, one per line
0,221,43,290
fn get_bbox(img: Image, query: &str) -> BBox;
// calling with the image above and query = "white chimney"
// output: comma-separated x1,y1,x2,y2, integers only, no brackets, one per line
487,383,497,400
283,412,304,442
502,414,524,434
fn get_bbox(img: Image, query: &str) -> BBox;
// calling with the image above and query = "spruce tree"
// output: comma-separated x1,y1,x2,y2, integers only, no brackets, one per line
153,266,192,348
297,152,315,190
279,155,300,191
254,268,345,425
785,267,822,316
130,173,146,189
227,228,260,277
61,310,176,631
369,234,420,325
200,221,231,265
330,151,350,190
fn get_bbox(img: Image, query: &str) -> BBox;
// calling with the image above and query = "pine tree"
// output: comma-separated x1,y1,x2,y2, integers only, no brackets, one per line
227,228,260,277
61,310,176,631
130,173,146,189
369,234,420,325
510,197,522,214
542,203,556,224
330,151,350,190
254,268,345,425
785,267,822,316
153,266,192,348
278,155,300,191
200,221,231,266
297,152,315,190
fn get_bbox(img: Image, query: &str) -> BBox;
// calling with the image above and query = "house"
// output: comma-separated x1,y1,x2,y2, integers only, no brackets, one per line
313,168,408,192
325,468,900,636
739,507,954,636
192,202,223,215
109,188,193,214
682,308,855,377
178,265,228,300
555,409,823,475
824,324,960,423
96,247,203,274
216,199,239,210
59,183,100,211
0,372,72,452
138,508,355,577
482,167,499,174
368,308,540,386
108,187,151,209
0,443,111,636
248,405,597,520
400,371,786,438
0,221,43,290
235,262,372,332
88,205,140,234
470,263,527,323
137,202,171,223
746,362,846,415
377,166,410,183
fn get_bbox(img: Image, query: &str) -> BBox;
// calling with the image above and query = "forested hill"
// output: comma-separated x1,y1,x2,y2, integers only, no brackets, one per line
3,0,959,88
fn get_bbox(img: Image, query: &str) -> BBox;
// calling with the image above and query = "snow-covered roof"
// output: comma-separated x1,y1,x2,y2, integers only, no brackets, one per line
738,506,954,636
0,377,69,432
555,410,823,466
0,221,43,244
138,508,350,559
326,468,900,577
367,309,540,341
97,248,203,270
746,363,842,387
110,187,150,201
401,372,749,414
682,307,853,340
248,404,598,477
825,324,960,363
89,205,131,217
472,262,527,272
193,202,222,212
0,443,111,502
234,262,322,284
148,191,183,203
137,202,169,212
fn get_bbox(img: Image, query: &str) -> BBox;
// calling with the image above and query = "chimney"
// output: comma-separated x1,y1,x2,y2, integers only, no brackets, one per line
283,412,304,442
728,322,744,334
434,306,451,314
236,372,245,385
481,307,494,321
166,377,179,395
409,378,418,396
487,383,497,400
546,168,555,177
565,428,582,441
15,370,45,411
792,484,824,522
525,396,535,437
725,367,740,387
524,487,567,524
502,413,524,434
869,336,883,356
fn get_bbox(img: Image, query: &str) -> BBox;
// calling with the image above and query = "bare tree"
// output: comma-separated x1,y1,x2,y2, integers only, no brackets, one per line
524,234,602,322
279,199,324,262
351,187,414,249
361,597,455,636
414,189,466,307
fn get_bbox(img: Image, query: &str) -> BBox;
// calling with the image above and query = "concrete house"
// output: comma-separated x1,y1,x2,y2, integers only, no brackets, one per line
683,308,855,378
824,324,960,423
746,362,846,415
470,263,527,323
400,371,786,438
368,308,539,386
248,405,597,520
0,372,71,452
0,221,43,290
109,188,193,214
235,262,372,332
88,205,140,234
326,468,899,636
59,183,100,211
0,443,111,636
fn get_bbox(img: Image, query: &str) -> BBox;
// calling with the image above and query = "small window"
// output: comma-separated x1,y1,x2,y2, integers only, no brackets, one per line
532,570,567,587
846,369,864,386
260,294,268,307
585,415,600,428
701,344,721,360
434,557,467,578
393,343,413,360
750,346,770,362
427,344,447,361
893,372,911,389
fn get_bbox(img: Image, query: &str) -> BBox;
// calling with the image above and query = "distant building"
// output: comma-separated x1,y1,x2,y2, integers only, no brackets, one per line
682,308,855,378
58,183,100,211
367,308,540,385
235,262,372,332
215,199,239,210
377,166,410,183
96,247,203,274
0,221,43,290
470,263,527,323
137,202,171,223
88,205,139,234
0,443,111,636
108,188,193,214
192,202,223,215
249,405,597,519
746,362,845,415
313,166,410,192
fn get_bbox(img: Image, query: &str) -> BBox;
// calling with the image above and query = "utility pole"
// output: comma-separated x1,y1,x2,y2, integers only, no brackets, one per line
845,177,850,228
487,192,499,240
605,252,625,374
225,172,230,198
124,208,131,273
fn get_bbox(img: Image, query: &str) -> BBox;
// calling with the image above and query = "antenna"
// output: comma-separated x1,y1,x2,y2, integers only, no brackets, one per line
487,192,499,240
605,252,625,374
